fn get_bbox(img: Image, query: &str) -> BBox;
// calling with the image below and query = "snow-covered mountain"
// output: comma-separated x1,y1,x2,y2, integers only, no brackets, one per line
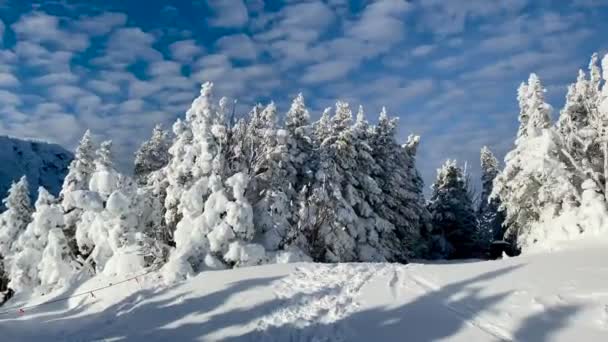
2,240,607,341
0,136,72,205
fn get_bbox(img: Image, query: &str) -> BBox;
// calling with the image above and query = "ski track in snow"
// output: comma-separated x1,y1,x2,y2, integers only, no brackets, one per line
257,263,377,341
401,268,514,342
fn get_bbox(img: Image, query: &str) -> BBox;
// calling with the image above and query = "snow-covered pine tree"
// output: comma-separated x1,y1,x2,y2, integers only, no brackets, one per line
557,53,608,204
493,73,574,251
60,131,97,257
347,105,402,261
61,130,95,196
89,140,122,199
8,187,66,292
161,83,261,282
255,104,297,252
427,160,477,259
0,176,33,290
38,228,77,291
284,93,313,190
133,124,173,258
369,108,430,260
297,102,359,262
163,82,221,237
477,147,505,252
134,125,170,185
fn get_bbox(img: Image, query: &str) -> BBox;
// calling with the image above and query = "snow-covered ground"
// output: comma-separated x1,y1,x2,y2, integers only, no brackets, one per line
2,241,607,341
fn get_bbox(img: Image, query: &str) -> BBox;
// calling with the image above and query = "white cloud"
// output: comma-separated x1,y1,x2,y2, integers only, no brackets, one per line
48,85,88,104
169,39,203,63
207,0,249,28
34,102,64,115
302,60,357,84
75,12,127,36
416,0,528,36
348,0,410,45
31,72,78,85
12,12,89,51
0,72,19,87
215,34,258,60
411,44,435,57
118,99,145,113
14,41,74,71
147,60,182,77
0,90,22,106
279,1,335,41
92,27,161,69
128,79,163,98
86,79,121,95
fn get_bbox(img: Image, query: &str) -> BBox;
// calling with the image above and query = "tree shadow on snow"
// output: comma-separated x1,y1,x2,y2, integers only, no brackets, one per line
227,264,581,342
2,265,583,342
61,275,287,341
513,303,581,342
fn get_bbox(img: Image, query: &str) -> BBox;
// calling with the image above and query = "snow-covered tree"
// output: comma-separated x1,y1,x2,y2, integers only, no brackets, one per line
493,73,575,250
134,125,170,185
477,147,505,251
284,93,313,189
296,102,359,262
61,130,95,196
557,53,608,204
163,82,225,237
161,83,262,282
38,228,77,291
346,105,403,262
0,176,33,289
60,131,97,257
369,108,430,259
8,188,66,292
427,160,477,259
89,140,122,199
163,172,260,282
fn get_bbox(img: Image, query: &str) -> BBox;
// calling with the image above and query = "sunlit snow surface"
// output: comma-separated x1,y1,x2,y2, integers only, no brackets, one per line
2,240,608,341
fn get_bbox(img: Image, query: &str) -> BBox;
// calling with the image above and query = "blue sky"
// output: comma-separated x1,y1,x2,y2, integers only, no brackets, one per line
0,0,607,192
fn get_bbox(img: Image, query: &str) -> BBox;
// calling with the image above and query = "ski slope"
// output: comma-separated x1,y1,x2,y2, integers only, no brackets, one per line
2,241,607,341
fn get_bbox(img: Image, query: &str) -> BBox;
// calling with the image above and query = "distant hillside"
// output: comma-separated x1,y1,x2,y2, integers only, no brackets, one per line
0,136,73,206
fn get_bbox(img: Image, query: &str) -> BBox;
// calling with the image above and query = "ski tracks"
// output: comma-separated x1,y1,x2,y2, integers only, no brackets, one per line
400,266,514,342
259,263,514,341
257,263,377,341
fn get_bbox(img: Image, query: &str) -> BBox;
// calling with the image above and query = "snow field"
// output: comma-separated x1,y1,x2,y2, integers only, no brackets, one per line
2,241,607,341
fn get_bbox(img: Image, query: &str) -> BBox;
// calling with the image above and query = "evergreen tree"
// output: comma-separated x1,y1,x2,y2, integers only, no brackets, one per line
89,140,121,199
59,131,98,260
134,125,170,185
61,130,95,196
161,83,260,282
0,176,33,290
38,228,77,291
9,188,65,292
427,160,477,259
294,102,361,262
477,147,505,253
370,108,430,260
284,93,313,190
163,82,223,236
492,73,574,250
348,105,402,261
